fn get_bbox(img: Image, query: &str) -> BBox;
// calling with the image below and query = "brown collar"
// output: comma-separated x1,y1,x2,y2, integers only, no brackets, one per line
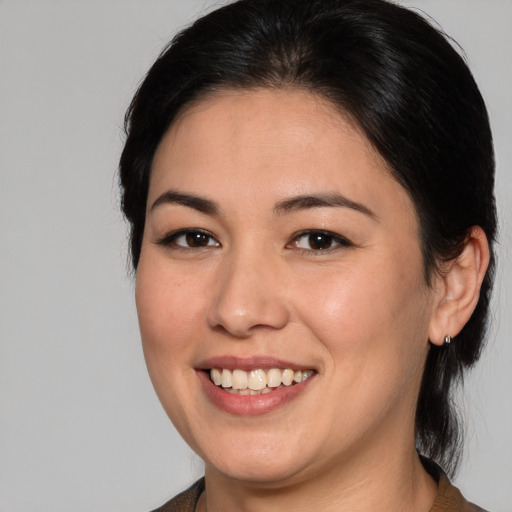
422,457,487,512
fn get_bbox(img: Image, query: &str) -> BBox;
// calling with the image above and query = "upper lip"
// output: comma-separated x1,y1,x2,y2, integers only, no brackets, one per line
196,356,315,372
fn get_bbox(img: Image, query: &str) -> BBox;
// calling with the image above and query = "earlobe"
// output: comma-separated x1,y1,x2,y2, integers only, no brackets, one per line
428,226,490,346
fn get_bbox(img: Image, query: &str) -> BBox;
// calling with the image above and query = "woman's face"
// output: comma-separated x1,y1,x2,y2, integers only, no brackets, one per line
136,89,438,485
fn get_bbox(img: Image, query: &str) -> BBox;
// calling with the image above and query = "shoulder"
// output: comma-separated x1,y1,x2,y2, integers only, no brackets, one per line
422,458,488,512
431,472,488,512
150,478,205,512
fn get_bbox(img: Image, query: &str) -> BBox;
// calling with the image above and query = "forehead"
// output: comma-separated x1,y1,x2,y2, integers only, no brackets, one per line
149,88,413,221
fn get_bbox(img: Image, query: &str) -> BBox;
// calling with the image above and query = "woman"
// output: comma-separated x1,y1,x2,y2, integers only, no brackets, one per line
119,0,496,510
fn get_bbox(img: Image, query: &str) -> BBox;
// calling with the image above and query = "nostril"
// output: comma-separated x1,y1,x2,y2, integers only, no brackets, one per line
205,261,291,336
207,300,291,338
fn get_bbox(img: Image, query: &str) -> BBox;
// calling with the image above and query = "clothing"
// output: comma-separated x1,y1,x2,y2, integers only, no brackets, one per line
151,462,487,512
151,479,204,512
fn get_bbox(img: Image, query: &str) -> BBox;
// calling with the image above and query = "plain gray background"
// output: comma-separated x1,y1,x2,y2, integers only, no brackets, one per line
0,1,511,511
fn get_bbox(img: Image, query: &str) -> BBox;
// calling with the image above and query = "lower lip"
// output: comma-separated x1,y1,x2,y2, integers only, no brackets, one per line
197,371,315,416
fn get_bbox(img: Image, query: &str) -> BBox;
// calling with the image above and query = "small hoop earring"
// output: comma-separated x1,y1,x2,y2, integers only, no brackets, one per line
443,335,452,345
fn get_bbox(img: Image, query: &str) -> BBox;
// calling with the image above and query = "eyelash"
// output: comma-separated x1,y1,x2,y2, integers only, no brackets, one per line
155,229,220,251
155,229,353,253
287,230,353,254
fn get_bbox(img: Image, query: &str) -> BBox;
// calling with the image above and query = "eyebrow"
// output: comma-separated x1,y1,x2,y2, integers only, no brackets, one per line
150,190,220,215
150,189,376,219
274,193,376,218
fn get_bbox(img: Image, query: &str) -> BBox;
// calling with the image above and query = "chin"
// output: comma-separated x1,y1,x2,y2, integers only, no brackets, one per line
205,454,308,486
194,428,320,486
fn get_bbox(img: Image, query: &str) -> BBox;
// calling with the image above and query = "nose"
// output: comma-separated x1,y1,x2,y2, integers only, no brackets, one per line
206,250,290,338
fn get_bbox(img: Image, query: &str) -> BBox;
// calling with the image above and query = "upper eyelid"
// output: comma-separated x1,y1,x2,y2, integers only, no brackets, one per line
287,229,354,252
154,227,352,248
291,229,352,242
154,228,220,246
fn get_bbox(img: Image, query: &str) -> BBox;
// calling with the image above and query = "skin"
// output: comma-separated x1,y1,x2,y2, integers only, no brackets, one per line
135,89,488,511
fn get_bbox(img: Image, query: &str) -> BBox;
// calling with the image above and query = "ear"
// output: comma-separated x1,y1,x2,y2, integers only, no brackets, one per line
428,226,490,346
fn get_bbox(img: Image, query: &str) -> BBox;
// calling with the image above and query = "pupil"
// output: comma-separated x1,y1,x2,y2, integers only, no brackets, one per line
186,232,208,247
309,233,332,250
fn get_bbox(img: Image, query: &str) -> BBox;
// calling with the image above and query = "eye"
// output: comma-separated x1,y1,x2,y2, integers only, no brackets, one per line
156,229,220,249
288,230,352,251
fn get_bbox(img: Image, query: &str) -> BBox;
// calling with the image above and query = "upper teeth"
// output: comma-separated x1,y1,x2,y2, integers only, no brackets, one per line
210,368,314,391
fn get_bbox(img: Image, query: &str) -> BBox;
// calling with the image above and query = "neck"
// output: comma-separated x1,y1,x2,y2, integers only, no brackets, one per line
198,443,437,512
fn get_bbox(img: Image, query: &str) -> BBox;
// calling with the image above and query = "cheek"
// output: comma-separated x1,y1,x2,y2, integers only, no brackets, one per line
134,255,210,414
136,257,202,350
295,260,431,442
135,255,206,431
296,255,431,373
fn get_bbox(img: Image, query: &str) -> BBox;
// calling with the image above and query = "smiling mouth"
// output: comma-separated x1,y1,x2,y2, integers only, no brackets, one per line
209,368,316,395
